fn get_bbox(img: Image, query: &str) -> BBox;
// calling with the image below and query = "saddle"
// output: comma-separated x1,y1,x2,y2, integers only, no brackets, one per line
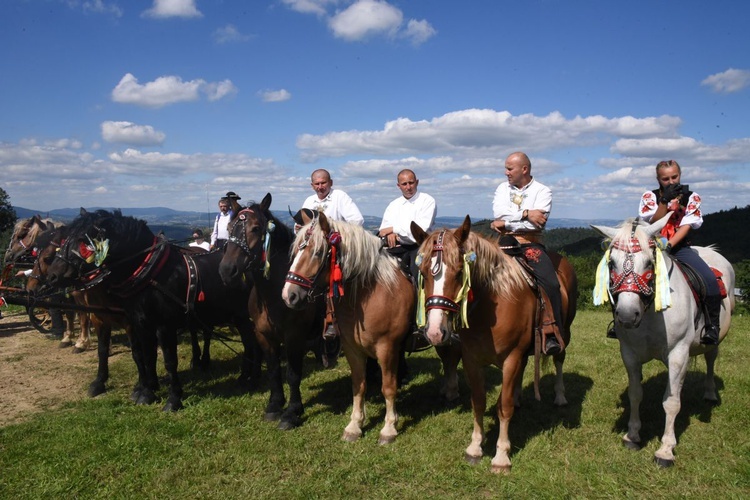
499,235,564,355
673,259,727,327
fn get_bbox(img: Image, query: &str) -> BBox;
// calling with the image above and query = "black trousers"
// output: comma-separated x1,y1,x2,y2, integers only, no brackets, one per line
521,242,563,327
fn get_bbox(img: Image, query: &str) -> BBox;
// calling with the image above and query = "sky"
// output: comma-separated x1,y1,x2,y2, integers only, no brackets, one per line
1,0,749,223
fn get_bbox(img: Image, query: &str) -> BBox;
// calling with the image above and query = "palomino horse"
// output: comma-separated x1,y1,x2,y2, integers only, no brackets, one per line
282,211,462,444
219,193,321,429
592,217,734,467
411,216,577,473
46,209,259,410
4,215,89,351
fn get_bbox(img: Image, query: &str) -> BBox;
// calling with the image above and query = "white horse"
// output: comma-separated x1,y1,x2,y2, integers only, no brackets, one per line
592,217,735,467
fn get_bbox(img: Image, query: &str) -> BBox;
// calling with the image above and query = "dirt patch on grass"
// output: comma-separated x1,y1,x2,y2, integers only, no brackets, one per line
0,310,122,426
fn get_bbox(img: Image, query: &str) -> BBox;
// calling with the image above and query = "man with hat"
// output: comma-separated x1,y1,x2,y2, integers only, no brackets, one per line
210,192,241,250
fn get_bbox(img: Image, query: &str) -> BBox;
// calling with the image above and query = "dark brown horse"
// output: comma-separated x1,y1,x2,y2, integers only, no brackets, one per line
282,211,462,444
412,216,577,472
219,193,321,429
46,209,259,410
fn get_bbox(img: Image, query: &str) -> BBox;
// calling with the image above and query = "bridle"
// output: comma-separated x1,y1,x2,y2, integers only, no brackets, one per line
608,221,656,303
227,207,270,274
420,230,474,329
284,215,340,301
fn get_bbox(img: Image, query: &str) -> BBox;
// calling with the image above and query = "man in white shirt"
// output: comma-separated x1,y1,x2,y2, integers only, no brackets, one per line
189,229,210,252
298,169,363,230
210,197,233,249
490,151,562,355
379,169,436,277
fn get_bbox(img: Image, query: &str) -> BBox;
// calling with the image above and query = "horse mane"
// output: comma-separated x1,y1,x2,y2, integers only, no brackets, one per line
67,209,153,250
12,216,63,242
460,232,529,300
292,218,399,293
611,218,654,265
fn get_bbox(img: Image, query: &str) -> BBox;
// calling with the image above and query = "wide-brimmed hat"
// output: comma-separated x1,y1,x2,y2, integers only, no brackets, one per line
225,191,241,200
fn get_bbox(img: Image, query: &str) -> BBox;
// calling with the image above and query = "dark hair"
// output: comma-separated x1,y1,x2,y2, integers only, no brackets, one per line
193,229,204,237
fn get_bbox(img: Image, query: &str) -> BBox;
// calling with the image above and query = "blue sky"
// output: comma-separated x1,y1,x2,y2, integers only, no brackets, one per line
2,0,749,222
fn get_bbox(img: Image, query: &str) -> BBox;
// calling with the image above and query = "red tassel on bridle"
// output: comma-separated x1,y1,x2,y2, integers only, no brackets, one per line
328,231,343,298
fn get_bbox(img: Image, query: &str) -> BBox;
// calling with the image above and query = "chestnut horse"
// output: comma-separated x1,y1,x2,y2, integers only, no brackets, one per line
219,193,321,430
4,215,88,351
412,216,577,472
282,211,462,444
592,217,734,466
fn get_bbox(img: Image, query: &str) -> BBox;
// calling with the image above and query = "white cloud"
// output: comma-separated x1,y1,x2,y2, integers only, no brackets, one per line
101,121,166,146
281,0,337,17
203,80,238,101
111,73,236,108
701,68,750,94
258,89,292,102
66,0,123,17
402,19,436,45
214,24,252,44
296,109,682,161
329,0,402,41
142,0,202,19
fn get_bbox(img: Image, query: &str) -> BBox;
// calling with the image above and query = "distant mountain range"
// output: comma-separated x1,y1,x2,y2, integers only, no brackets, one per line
14,206,620,233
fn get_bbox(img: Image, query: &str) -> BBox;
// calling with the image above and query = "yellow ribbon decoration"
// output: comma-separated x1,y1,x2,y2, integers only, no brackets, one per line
653,246,671,311
592,249,611,306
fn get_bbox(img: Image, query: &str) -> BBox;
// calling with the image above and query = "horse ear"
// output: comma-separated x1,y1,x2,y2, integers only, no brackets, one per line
229,198,242,218
319,212,330,234
590,224,618,240
454,215,472,245
80,207,88,216
411,221,428,244
294,208,315,226
644,213,671,239
31,214,42,224
260,193,272,212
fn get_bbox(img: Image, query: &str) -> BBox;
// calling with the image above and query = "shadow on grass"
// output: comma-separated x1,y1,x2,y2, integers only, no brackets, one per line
612,369,724,447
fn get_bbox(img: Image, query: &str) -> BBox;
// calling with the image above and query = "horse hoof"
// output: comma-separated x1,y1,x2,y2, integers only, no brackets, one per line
378,434,396,445
342,431,361,443
491,464,512,474
136,392,158,405
72,346,85,354
622,440,641,451
264,411,281,422
464,453,482,466
58,341,73,348
278,416,302,431
88,383,106,398
163,400,183,412
654,456,674,468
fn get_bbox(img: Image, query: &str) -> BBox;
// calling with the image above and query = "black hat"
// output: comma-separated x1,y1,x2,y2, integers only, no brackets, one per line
226,191,241,200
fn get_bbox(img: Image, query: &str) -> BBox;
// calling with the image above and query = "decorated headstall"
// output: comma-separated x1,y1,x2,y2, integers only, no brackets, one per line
228,207,275,278
416,230,476,329
593,220,671,311
53,226,111,289
284,215,344,299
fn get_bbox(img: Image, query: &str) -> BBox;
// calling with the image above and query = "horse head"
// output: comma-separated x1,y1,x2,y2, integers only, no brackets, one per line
219,193,273,287
412,215,472,346
4,215,47,264
25,226,68,294
592,215,670,328
47,208,151,288
282,211,332,309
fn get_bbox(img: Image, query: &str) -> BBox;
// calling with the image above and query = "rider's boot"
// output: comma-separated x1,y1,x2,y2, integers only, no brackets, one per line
700,295,721,345
50,308,65,337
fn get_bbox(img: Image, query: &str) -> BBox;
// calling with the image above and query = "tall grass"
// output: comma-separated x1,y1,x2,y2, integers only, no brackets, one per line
1,310,749,498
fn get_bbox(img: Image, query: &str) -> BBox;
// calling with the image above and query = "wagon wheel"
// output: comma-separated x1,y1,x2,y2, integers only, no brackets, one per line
27,306,53,334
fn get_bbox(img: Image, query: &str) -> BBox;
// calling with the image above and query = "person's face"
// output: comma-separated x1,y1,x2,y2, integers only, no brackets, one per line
657,165,681,188
193,233,202,240
219,203,229,213
504,156,528,187
397,173,418,199
311,174,332,199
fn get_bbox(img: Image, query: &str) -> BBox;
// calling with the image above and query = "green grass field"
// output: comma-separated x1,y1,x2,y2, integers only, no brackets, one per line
1,310,749,498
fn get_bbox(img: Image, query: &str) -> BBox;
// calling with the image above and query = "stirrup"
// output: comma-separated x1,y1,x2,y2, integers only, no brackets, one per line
544,335,562,355
606,320,617,339
322,323,339,340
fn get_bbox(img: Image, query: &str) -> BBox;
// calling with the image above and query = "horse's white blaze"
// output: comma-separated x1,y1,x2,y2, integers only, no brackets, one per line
425,255,449,345
280,250,303,304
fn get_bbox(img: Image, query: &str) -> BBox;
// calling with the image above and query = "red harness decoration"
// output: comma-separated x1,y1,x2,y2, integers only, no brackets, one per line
328,231,343,298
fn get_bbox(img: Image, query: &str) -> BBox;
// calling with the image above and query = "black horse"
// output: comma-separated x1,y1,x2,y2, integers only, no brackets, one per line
46,209,260,411
219,193,322,429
